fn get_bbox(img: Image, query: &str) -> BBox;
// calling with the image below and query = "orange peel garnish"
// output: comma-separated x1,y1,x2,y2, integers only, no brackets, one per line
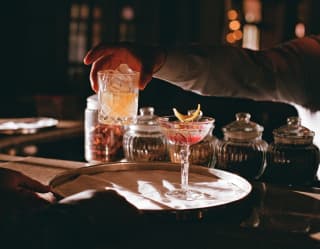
173,104,201,122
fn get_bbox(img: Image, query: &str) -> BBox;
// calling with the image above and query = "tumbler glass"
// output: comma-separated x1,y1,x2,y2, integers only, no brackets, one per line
97,64,139,126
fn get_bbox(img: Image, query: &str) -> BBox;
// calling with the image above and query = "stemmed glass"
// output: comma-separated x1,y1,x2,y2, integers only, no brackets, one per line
157,115,215,200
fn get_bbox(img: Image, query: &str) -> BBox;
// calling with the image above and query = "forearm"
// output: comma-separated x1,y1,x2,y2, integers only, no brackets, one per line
154,35,320,110
264,35,320,111
154,45,276,100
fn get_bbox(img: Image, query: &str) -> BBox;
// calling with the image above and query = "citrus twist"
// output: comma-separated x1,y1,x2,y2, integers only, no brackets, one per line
173,104,201,122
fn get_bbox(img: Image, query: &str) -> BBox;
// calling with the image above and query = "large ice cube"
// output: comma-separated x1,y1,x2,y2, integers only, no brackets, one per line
108,64,137,92
115,64,134,74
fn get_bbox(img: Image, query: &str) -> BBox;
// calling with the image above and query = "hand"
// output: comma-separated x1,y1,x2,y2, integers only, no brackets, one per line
83,42,166,92
0,168,55,218
59,189,140,225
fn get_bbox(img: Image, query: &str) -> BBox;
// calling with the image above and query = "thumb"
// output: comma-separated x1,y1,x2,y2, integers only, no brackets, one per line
139,73,153,90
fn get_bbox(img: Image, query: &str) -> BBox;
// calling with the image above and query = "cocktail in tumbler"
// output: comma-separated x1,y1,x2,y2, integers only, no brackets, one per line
97,64,139,126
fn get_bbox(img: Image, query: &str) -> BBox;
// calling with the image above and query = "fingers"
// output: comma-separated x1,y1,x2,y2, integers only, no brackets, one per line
84,43,117,65
90,55,132,92
89,54,120,92
89,52,144,92
84,43,156,91
139,72,153,89
139,55,158,89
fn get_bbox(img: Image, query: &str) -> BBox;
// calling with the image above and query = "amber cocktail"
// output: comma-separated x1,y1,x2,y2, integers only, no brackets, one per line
97,65,139,125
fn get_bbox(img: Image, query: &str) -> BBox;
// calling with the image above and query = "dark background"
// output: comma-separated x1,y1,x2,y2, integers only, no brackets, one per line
2,0,320,141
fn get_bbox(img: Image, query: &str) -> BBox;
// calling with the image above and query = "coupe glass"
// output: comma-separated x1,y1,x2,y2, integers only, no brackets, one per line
157,115,215,200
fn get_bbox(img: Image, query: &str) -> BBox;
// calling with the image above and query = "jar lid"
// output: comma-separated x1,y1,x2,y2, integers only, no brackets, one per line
222,112,264,140
127,107,161,133
273,116,314,145
86,94,98,110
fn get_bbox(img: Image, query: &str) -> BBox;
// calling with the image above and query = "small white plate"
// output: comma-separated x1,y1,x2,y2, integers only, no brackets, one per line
0,117,58,135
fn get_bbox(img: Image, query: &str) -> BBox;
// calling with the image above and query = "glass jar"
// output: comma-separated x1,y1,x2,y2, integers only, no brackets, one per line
168,123,217,168
264,116,319,185
123,107,167,161
85,94,124,163
215,112,268,180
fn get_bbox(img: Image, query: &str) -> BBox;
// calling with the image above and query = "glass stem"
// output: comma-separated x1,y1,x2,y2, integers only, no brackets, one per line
180,144,190,192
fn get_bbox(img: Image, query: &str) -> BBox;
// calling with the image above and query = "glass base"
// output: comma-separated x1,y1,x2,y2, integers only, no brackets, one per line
165,189,213,201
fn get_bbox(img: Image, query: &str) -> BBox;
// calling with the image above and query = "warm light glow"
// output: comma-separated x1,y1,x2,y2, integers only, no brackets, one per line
92,22,101,33
7,148,16,156
23,145,38,156
242,24,260,50
93,6,102,19
233,30,243,40
92,23,102,46
229,20,241,31
243,0,262,23
121,5,135,21
226,32,236,43
295,22,305,38
227,9,238,20
70,4,79,19
80,4,89,19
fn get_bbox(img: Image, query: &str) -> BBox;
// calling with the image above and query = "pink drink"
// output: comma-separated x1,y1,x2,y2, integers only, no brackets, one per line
157,116,215,200
158,119,212,145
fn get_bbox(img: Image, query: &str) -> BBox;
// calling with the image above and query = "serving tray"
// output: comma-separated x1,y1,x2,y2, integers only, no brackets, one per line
50,162,252,217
